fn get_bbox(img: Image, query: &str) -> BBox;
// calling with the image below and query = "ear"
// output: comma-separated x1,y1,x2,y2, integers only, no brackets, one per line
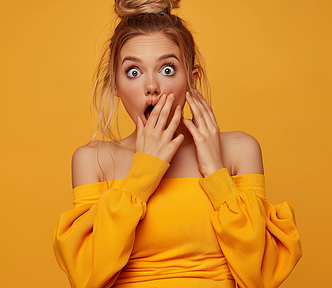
192,68,199,88
114,86,120,97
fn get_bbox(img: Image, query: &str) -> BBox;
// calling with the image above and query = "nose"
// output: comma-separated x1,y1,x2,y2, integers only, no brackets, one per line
145,74,160,96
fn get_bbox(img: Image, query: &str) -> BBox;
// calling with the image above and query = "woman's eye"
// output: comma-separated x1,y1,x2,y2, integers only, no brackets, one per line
161,65,176,76
127,68,141,78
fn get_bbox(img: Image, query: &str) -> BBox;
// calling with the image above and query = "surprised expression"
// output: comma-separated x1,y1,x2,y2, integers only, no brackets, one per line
116,32,188,126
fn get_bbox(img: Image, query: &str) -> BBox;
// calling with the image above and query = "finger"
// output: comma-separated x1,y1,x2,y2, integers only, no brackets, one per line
145,94,167,129
136,116,144,139
155,93,175,129
183,118,204,143
171,133,184,148
192,94,215,128
186,92,207,130
165,104,182,136
192,96,221,138
192,90,218,127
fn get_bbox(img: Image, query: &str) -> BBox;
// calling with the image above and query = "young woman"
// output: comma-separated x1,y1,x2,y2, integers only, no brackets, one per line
53,1,302,287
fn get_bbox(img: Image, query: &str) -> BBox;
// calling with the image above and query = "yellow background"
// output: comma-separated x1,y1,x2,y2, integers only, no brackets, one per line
1,0,331,287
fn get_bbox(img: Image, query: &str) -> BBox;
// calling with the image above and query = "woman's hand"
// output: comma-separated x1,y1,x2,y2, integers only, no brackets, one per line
183,90,224,177
136,94,184,163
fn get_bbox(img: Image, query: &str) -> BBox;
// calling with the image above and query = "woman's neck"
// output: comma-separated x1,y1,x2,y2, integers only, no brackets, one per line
174,120,193,146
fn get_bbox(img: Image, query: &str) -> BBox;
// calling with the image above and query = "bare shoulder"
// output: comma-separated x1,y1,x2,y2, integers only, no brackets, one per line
220,131,264,176
71,140,119,188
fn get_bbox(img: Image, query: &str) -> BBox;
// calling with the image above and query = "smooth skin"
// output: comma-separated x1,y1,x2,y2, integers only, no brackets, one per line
72,33,263,188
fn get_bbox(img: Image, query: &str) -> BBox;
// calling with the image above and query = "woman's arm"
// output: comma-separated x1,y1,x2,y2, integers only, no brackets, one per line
71,143,103,188
220,130,264,176
54,153,169,288
200,169,302,288
183,90,263,177
54,94,183,288
185,90,302,287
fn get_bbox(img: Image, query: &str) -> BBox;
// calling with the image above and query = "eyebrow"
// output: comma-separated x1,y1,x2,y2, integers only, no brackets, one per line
121,54,180,65
121,56,141,65
158,53,180,62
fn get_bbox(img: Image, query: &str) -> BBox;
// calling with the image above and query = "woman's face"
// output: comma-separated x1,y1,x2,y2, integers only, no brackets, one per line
116,32,188,126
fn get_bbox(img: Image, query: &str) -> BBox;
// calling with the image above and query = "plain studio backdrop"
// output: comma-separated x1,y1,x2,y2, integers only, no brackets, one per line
0,0,331,287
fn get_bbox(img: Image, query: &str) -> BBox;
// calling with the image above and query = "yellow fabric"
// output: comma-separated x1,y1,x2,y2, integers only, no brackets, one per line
53,153,302,288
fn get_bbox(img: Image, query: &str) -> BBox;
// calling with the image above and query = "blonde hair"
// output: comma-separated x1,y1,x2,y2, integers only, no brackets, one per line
92,0,209,141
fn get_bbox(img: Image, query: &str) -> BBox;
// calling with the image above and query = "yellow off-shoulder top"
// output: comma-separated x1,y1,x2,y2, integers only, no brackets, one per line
53,153,302,288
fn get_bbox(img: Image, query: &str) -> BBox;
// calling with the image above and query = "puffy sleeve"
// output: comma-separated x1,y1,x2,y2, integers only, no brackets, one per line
53,153,169,288
199,168,302,288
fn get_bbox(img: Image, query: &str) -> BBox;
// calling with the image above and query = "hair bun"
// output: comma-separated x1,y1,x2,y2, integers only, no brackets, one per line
115,0,180,18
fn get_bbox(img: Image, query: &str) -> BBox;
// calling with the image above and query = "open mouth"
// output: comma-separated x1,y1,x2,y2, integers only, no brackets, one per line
144,105,154,120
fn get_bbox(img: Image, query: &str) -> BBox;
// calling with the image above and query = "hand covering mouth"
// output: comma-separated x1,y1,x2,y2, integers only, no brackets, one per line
144,104,154,120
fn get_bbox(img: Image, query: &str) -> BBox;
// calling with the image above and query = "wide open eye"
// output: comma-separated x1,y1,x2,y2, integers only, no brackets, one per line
127,68,141,78
161,64,176,76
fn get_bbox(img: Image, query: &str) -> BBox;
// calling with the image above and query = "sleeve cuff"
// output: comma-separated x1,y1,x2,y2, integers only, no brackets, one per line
199,168,240,210
119,152,170,202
